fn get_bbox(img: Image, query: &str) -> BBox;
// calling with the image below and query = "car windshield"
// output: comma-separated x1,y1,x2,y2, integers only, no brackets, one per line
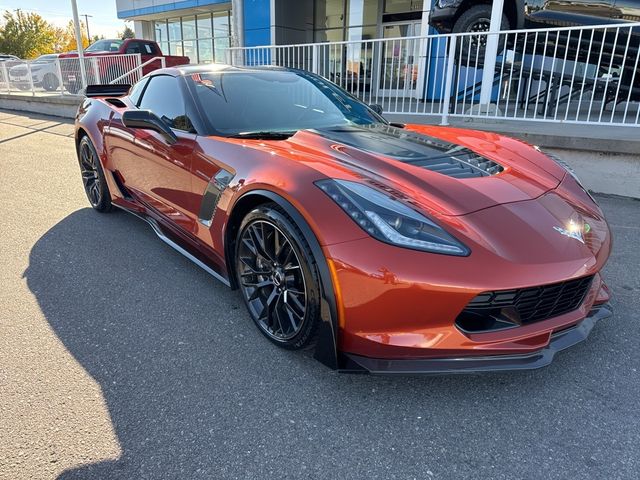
187,69,383,136
86,40,123,52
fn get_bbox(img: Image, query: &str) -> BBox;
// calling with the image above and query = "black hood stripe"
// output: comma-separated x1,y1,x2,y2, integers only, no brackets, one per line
311,124,504,179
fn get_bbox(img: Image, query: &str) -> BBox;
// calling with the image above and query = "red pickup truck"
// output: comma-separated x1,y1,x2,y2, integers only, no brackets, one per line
58,38,190,94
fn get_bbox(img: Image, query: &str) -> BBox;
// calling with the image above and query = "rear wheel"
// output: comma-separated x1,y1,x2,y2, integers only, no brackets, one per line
235,204,321,349
77,135,113,213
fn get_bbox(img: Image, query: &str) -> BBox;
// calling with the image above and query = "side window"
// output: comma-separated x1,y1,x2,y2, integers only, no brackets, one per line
125,41,142,54
128,77,148,106
143,42,158,55
138,75,193,132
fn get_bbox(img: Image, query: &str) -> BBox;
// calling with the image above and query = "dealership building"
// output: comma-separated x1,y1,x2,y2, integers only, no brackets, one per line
116,0,430,64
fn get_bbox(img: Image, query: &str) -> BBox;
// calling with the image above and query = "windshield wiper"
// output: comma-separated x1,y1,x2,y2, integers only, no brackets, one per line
226,130,297,140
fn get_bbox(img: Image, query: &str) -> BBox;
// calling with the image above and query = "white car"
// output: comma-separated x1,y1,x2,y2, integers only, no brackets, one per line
9,54,61,91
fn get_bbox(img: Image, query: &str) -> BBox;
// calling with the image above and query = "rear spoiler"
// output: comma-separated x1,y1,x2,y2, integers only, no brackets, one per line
85,84,131,98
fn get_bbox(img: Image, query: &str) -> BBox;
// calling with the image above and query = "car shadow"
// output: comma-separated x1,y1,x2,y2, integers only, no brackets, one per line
24,208,608,478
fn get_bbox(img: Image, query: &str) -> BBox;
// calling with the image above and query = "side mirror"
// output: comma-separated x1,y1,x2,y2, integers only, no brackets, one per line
122,109,178,145
369,104,384,115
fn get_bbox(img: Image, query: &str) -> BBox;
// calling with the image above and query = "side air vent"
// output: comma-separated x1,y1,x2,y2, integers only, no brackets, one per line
105,98,127,108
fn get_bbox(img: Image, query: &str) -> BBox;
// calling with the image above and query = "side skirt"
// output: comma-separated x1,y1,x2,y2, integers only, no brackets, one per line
113,203,231,287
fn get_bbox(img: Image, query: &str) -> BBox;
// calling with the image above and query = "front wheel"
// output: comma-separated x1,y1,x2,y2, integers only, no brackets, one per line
42,73,59,91
235,204,321,349
452,5,510,63
77,135,113,212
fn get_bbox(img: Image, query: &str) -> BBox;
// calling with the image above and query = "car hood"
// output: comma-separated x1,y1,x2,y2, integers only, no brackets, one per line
273,124,565,217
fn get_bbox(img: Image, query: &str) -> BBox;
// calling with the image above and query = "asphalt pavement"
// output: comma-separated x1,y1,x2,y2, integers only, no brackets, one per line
0,109,639,480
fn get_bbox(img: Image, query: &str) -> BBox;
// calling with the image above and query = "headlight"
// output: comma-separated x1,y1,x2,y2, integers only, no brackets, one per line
316,179,470,256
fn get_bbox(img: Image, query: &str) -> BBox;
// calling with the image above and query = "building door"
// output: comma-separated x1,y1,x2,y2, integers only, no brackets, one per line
378,21,423,98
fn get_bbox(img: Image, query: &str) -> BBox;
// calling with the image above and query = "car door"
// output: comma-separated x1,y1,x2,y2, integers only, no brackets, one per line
108,74,198,233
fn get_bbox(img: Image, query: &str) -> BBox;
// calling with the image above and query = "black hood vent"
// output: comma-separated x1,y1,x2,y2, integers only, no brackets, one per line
313,124,504,179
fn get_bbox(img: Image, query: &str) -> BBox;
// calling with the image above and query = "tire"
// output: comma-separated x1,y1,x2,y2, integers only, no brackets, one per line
452,5,510,64
42,73,59,91
77,135,113,213
235,203,321,350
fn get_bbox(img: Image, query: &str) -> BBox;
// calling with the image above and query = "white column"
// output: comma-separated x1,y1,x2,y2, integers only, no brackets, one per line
478,0,504,108
133,21,154,40
416,2,431,100
231,0,245,48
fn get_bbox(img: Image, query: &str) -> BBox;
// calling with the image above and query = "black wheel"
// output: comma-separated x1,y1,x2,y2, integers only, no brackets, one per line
42,72,59,91
235,204,321,349
77,135,112,212
452,5,510,63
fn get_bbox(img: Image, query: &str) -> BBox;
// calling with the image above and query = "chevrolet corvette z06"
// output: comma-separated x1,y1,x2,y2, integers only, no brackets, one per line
74,65,612,373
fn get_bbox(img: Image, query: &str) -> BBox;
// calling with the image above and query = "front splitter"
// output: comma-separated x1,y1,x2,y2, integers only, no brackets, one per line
341,305,613,374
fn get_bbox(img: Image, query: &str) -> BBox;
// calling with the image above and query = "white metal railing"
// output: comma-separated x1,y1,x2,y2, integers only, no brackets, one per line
0,53,143,97
109,56,166,84
225,22,640,126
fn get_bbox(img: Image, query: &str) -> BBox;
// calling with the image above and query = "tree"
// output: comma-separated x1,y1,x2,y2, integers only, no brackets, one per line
0,10,58,58
56,20,90,53
119,25,135,40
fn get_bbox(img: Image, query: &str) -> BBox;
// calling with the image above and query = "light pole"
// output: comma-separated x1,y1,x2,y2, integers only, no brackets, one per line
70,0,87,88
82,14,93,41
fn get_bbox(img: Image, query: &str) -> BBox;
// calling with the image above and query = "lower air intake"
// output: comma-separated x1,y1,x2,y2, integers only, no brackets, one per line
456,276,594,333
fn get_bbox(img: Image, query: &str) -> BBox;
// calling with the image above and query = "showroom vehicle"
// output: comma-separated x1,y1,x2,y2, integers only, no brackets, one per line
9,54,61,91
74,64,612,373
429,0,640,34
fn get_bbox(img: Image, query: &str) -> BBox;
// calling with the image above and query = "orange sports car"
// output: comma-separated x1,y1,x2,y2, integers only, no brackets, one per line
74,64,612,373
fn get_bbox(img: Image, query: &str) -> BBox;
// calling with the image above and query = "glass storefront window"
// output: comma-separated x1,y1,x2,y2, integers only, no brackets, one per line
198,39,214,63
183,40,196,61
182,16,197,40
214,37,230,63
170,41,183,56
153,11,231,64
154,20,168,44
383,0,423,14
168,18,181,41
315,0,345,29
212,12,230,38
347,0,378,27
314,28,344,43
197,14,213,39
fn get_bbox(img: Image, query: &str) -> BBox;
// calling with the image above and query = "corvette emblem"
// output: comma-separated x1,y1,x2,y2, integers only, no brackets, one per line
553,220,586,244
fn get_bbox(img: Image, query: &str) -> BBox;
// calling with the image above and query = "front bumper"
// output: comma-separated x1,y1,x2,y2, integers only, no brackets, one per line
341,304,612,374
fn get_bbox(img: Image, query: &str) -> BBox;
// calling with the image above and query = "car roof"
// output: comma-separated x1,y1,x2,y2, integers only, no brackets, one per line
148,63,292,78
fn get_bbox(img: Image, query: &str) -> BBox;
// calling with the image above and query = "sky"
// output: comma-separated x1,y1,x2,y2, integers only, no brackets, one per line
0,0,125,38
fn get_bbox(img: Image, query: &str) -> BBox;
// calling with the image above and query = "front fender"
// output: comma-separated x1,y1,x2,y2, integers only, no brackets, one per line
227,189,340,370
